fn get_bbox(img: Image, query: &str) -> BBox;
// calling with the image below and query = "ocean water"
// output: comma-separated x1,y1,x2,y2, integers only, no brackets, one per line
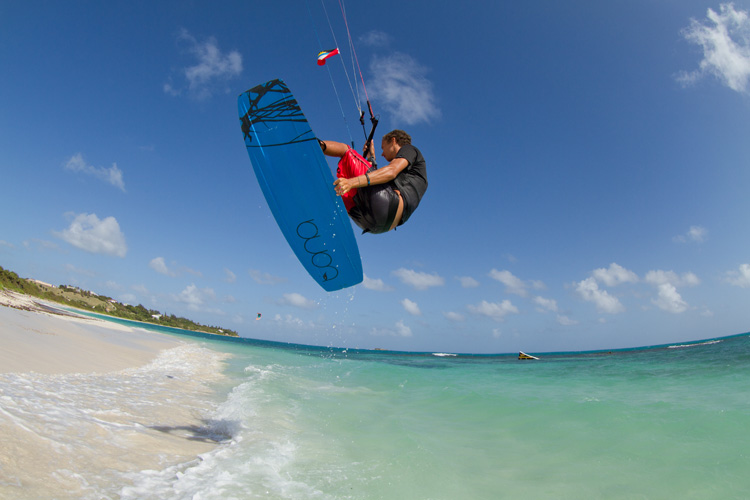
5,317,750,499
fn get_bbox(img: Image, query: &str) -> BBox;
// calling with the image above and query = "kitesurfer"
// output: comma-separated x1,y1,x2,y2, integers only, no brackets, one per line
319,130,427,234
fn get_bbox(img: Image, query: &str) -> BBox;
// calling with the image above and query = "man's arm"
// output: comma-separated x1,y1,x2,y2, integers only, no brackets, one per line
334,158,409,196
319,140,349,158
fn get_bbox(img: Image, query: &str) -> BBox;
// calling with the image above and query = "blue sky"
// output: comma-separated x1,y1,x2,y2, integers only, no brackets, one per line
3,1,750,353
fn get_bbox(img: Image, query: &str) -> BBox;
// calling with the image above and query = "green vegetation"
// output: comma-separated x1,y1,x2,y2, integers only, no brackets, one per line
0,265,238,337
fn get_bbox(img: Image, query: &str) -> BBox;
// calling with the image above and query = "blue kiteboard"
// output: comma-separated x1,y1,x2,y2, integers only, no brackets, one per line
238,79,363,291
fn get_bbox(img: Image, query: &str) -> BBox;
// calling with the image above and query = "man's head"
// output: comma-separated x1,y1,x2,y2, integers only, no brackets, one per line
381,130,411,162
382,129,411,146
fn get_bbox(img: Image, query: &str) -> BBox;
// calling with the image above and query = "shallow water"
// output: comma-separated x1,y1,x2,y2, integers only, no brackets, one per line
0,343,229,499
5,317,750,499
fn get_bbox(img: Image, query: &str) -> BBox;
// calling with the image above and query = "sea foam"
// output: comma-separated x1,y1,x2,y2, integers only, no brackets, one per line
0,343,229,500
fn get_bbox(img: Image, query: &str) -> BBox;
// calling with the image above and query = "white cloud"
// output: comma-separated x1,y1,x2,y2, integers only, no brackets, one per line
392,268,444,290
249,269,287,285
176,284,203,308
687,225,707,242
557,315,578,326
280,292,317,309
401,298,422,316
644,270,700,287
369,52,441,125
55,212,127,258
575,277,624,314
534,296,558,313
363,274,392,291
359,30,391,47
468,300,519,322
64,153,125,192
0,240,14,249
148,257,201,278
679,4,750,93
223,268,237,283
272,314,315,330
643,270,699,314
592,263,639,287
443,311,465,322
370,320,413,337
530,280,546,291
673,225,708,243
184,267,203,278
175,284,217,311
104,280,123,291
489,269,528,296
150,257,176,277
726,263,750,287
395,320,412,337
164,83,178,96
651,283,688,314
457,276,480,288
166,29,242,100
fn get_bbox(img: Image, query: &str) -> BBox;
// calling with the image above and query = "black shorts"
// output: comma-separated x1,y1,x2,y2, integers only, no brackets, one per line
348,182,400,234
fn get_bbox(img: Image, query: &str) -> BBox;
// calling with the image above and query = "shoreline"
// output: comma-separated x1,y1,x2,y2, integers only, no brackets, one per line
0,289,185,374
59,301,239,343
0,289,233,498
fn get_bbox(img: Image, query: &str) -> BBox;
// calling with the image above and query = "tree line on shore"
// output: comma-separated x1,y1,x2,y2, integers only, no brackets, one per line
0,265,238,337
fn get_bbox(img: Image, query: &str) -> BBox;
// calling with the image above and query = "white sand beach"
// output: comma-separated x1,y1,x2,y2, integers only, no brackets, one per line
0,290,231,499
0,290,183,375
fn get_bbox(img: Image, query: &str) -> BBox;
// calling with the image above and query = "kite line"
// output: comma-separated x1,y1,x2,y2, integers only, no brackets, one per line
307,0,378,152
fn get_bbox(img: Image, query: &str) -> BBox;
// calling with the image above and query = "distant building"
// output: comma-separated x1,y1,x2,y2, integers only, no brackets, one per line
29,279,54,288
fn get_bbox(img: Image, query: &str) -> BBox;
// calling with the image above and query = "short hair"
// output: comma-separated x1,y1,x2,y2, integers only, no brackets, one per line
383,129,411,146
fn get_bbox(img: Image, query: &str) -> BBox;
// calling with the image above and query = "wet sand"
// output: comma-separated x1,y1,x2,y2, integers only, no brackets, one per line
0,290,231,499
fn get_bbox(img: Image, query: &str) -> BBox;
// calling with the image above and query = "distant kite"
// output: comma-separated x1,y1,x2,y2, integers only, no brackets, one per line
256,313,262,320
317,48,340,66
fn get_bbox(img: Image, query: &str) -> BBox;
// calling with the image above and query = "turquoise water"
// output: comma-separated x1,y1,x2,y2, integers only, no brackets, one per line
19,311,750,498
108,320,750,499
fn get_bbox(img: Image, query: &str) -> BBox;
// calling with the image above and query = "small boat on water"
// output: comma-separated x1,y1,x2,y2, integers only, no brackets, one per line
518,351,539,360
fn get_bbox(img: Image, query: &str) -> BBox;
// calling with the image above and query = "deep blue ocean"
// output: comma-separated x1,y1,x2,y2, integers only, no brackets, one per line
8,311,750,499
